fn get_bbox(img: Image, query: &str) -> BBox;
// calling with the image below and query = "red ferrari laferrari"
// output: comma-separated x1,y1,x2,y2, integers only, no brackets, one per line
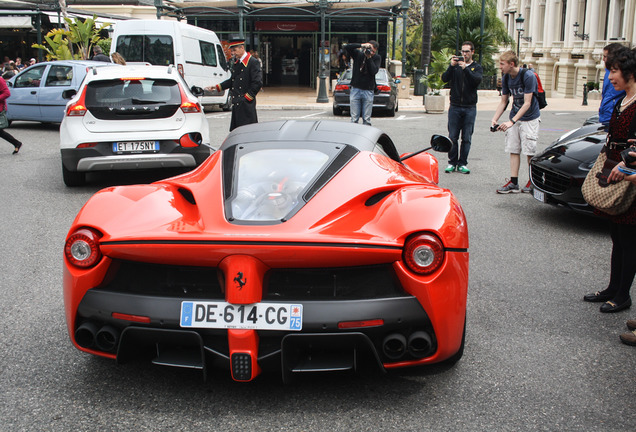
63,120,469,382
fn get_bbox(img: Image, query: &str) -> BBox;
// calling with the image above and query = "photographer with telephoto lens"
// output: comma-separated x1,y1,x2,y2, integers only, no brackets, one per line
342,40,381,126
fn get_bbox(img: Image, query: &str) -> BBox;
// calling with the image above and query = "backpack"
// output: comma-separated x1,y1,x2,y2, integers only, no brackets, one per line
503,68,547,109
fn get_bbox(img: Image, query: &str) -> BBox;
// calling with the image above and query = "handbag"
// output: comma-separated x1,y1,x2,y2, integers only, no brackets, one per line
0,110,8,129
582,146,636,215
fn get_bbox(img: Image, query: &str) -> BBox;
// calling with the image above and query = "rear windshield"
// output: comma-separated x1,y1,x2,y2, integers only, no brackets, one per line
85,78,180,106
115,35,174,66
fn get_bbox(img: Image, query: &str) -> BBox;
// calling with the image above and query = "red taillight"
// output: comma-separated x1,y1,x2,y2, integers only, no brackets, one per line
338,319,384,329
65,228,103,268
180,132,202,148
66,86,87,116
76,142,97,149
335,84,349,91
112,312,151,323
377,85,391,92
179,85,201,113
403,233,445,275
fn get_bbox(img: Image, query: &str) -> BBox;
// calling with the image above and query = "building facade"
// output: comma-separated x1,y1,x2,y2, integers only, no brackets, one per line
498,0,635,98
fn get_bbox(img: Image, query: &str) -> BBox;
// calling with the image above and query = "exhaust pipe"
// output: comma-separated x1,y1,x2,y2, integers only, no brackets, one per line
382,333,407,360
408,331,432,358
75,321,98,348
95,325,119,352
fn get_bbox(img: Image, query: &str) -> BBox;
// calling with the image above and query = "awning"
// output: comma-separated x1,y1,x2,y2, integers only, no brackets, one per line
0,16,32,28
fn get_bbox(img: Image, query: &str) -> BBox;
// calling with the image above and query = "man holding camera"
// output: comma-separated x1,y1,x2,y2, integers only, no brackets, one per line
441,41,483,174
343,41,381,126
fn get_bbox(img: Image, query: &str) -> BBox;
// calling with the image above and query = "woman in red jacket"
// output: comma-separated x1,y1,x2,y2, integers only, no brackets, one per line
0,77,22,154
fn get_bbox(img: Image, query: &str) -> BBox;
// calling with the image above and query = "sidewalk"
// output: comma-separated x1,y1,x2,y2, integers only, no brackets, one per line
255,86,601,112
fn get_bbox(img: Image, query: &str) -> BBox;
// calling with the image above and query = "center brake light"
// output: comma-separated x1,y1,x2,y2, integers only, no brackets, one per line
178,85,201,113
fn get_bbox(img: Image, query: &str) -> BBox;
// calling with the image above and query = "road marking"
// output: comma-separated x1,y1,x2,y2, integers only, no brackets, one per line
299,111,327,118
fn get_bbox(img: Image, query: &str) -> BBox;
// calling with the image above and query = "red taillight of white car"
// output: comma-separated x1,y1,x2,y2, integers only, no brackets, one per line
403,233,445,275
66,89,88,117
179,86,201,113
377,85,391,93
65,228,103,268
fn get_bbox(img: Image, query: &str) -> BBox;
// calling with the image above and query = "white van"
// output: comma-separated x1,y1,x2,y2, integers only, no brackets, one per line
110,19,231,110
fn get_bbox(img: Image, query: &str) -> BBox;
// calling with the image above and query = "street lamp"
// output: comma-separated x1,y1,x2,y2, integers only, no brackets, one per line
454,0,463,54
315,0,329,103
515,14,524,58
573,22,589,40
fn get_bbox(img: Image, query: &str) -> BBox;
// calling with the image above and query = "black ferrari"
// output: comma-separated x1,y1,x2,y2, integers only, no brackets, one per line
530,117,606,213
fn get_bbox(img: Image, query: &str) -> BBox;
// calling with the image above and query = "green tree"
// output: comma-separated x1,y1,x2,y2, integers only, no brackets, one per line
32,15,111,61
394,0,512,77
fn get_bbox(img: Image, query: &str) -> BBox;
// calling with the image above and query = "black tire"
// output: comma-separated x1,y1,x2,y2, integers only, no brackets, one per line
333,105,343,116
221,94,231,111
442,317,466,366
62,164,86,187
387,104,396,117
395,99,399,113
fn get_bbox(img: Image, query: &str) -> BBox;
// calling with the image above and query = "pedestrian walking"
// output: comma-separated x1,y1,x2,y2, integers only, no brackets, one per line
206,37,262,131
491,51,540,194
342,40,381,126
0,77,22,154
441,41,483,174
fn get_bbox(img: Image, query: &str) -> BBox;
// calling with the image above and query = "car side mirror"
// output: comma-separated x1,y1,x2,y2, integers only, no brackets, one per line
6,81,12,88
190,85,204,97
395,79,401,84
430,134,452,153
62,89,77,99
399,134,453,162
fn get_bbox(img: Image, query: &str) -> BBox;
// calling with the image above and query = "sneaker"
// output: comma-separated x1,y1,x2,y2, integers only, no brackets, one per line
496,180,520,194
444,164,456,173
457,165,470,174
521,180,532,193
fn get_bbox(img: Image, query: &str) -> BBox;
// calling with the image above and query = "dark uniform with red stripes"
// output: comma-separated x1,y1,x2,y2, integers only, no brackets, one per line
215,50,263,131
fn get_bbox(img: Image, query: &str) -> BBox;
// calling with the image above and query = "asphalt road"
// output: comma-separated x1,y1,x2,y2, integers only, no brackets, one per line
1,108,635,431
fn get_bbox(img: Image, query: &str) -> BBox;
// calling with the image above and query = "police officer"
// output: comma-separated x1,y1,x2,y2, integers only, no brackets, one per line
207,37,263,131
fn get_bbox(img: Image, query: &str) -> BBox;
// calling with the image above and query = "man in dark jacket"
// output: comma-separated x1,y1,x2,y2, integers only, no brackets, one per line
441,41,483,174
91,46,111,63
208,37,263,131
343,40,381,126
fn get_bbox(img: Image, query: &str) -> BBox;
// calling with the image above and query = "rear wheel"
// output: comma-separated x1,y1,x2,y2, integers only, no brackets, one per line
387,104,396,117
442,317,466,366
62,164,86,187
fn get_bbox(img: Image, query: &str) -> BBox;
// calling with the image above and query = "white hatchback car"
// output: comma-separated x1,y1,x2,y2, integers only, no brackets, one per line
59,64,212,186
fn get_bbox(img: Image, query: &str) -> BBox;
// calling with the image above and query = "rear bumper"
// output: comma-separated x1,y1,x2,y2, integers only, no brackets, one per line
61,144,210,172
72,290,448,379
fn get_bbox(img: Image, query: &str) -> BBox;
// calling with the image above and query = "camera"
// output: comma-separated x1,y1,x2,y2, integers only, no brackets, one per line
621,146,636,166
364,48,372,55
490,124,499,132
453,56,462,62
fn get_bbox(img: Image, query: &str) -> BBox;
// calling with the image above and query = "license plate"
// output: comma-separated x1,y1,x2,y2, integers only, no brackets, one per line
112,141,159,153
180,301,303,331
533,188,545,202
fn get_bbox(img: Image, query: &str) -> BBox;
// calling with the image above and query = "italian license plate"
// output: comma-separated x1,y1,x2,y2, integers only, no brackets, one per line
180,301,303,331
112,141,159,153
533,188,545,202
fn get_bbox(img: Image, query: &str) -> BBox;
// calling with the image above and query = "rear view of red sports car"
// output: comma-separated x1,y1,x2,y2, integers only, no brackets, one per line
63,120,469,382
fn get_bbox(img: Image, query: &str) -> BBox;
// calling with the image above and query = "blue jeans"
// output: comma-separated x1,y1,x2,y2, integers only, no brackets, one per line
350,87,374,125
447,104,477,166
